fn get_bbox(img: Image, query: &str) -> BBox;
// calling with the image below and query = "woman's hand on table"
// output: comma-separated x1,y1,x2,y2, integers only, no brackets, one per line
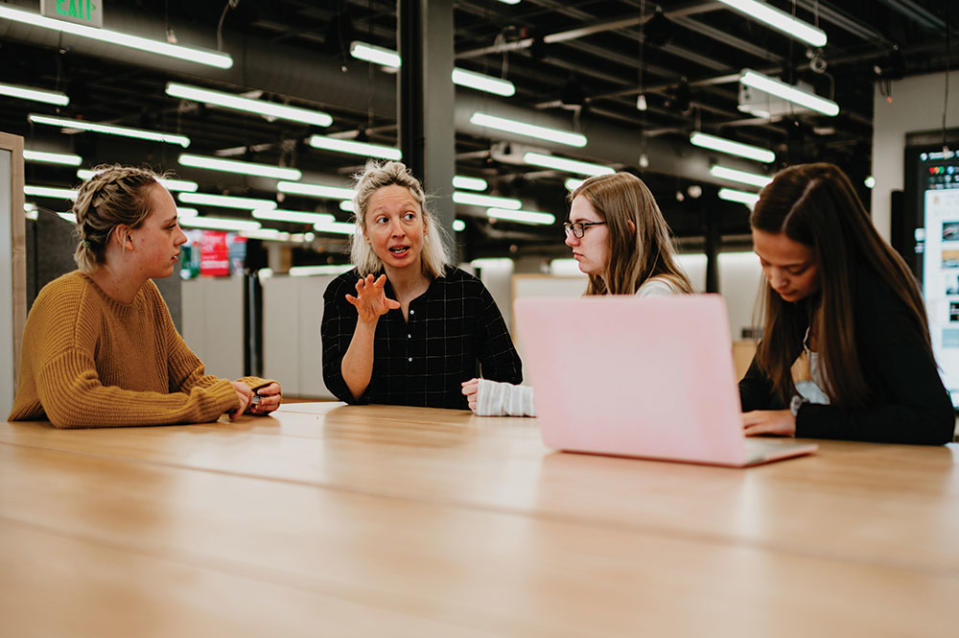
249,382,282,415
742,409,796,437
461,378,480,412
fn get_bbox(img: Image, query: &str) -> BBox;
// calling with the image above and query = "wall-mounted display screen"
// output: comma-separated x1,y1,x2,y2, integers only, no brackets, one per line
906,132,959,407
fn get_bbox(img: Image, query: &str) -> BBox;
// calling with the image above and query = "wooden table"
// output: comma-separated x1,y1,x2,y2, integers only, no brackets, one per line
1,403,957,637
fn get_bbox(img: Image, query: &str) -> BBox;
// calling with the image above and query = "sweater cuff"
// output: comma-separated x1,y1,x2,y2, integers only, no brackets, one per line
476,379,536,417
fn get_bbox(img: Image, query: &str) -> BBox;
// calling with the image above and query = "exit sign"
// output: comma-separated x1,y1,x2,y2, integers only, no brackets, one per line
40,0,103,28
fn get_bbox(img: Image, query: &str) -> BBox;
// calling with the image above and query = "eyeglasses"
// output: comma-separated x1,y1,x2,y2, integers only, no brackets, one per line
563,221,606,238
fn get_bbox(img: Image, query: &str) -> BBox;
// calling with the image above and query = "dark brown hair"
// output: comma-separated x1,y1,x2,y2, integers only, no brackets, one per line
751,162,931,407
570,172,692,295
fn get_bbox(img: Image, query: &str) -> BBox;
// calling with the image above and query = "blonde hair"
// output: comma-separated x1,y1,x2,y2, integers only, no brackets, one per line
571,172,692,295
350,160,449,278
72,165,162,272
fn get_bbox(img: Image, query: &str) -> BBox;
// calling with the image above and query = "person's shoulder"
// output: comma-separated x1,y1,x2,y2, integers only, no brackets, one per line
439,265,479,283
636,276,684,298
33,271,90,310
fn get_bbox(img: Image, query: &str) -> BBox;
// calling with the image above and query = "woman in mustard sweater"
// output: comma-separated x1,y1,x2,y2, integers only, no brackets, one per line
8,165,281,428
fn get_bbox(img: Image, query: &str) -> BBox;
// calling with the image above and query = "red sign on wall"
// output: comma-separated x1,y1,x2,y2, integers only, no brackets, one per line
199,231,230,277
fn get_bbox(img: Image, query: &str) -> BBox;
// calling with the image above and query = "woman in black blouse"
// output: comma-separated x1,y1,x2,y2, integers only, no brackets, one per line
321,161,522,408
740,162,953,444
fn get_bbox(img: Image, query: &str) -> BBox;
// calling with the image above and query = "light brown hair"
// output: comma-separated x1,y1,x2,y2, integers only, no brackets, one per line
72,165,162,272
570,172,692,295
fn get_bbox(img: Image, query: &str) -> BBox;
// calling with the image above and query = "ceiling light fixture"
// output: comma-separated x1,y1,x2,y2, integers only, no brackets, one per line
0,81,69,106
349,41,402,68
349,42,517,97
252,209,336,225
180,216,262,232
178,192,278,210
740,69,839,117
25,185,77,200
177,208,199,218
339,200,355,212
277,181,354,200
470,112,587,148
486,208,555,225
0,6,232,68
452,219,466,231
24,150,82,166
307,134,402,160
451,69,516,97
29,113,191,147
522,152,613,176
453,176,488,192
240,228,292,242
76,169,199,192
716,0,827,48
564,178,585,191
179,153,302,181
689,132,776,163
165,82,333,127
313,220,356,235
709,165,772,188
289,264,355,276
453,192,523,210
718,187,760,207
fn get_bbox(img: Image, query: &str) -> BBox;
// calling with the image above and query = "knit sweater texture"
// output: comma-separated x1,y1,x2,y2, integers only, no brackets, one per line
8,271,267,428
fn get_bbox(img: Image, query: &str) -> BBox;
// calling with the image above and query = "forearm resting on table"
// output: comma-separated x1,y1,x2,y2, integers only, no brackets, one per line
340,320,377,399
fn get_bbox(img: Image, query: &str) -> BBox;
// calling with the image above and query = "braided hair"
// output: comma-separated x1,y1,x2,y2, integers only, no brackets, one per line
72,165,160,272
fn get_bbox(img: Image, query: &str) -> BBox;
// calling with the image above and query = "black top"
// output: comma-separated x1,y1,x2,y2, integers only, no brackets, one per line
322,266,523,409
739,265,954,445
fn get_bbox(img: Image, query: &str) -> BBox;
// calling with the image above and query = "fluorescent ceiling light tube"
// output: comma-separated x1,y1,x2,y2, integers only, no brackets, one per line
24,185,77,200
452,69,516,97
565,178,585,191
486,207,556,225
523,152,613,176
689,132,775,163
25,203,39,221
453,175,488,192
709,165,773,188
0,6,232,69
308,134,402,161
24,149,82,166
177,208,199,218
252,209,335,225
452,219,466,232
278,181,355,200
0,81,69,106
165,82,332,127
717,0,827,48
57,212,78,223
313,221,356,235
740,70,839,117
180,216,261,232
178,192,277,210
76,169,198,192
498,0,521,4
240,228,291,242
453,191,523,210
290,264,355,277
470,112,587,148
718,188,760,207
179,153,302,181
349,41,402,68
29,113,191,147
339,200,355,212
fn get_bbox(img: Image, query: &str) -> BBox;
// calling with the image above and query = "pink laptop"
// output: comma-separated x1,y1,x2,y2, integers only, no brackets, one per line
513,295,818,467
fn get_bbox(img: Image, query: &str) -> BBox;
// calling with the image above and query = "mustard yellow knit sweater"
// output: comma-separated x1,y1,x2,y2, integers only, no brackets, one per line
8,271,270,428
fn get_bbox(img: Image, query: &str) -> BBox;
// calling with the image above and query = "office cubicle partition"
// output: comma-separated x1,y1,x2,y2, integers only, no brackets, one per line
0,132,26,417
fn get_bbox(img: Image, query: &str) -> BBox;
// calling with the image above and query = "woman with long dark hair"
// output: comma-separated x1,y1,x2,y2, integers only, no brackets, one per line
740,162,953,444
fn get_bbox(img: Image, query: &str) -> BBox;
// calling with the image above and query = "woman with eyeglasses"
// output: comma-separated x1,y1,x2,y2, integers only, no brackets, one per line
740,163,953,444
462,171,692,416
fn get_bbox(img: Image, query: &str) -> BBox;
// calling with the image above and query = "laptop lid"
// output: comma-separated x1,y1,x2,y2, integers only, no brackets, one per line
514,295,786,466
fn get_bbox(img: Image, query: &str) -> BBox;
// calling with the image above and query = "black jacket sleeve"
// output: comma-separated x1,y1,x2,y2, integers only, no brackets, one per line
321,272,368,404
738,355,785,412
474,283,523,384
